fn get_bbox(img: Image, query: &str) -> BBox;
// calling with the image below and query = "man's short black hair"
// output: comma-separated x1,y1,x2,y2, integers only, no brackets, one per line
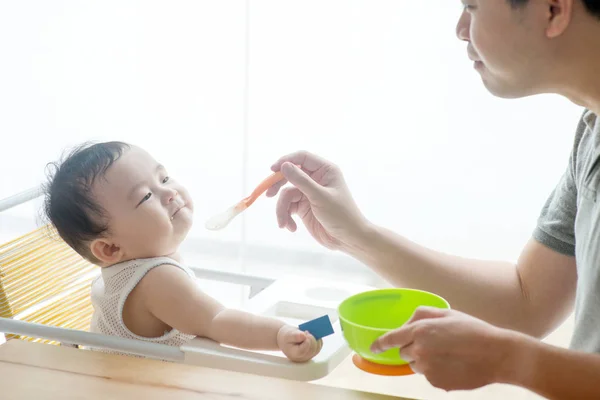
43,141,130,263
509,0,600,18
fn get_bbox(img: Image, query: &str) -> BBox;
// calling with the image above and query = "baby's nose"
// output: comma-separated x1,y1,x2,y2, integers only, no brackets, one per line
166,189,179,203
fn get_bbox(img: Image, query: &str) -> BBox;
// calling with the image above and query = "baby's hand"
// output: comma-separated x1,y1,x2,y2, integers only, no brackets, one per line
277,325,323,362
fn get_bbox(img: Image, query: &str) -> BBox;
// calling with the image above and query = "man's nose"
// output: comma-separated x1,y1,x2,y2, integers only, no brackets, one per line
456,10,471,42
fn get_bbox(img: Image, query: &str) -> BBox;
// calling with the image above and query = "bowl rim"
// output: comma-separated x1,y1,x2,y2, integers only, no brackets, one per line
337,288,451,333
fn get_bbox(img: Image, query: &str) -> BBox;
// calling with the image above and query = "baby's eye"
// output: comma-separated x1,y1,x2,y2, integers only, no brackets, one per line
162,176,170,184
137,192,152,207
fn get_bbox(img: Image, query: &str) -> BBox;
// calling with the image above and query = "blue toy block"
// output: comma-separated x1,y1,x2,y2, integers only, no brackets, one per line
299,315,335,340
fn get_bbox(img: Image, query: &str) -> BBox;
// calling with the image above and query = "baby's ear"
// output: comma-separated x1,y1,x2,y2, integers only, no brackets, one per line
90,238,124,266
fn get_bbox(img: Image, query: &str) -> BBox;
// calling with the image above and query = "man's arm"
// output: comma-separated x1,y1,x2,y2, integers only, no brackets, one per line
507,333,600,400
346,226,577,337
369,306,595,398
269,150,577,338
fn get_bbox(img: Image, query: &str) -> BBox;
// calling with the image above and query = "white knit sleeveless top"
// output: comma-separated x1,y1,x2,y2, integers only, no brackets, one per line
90,256,196,355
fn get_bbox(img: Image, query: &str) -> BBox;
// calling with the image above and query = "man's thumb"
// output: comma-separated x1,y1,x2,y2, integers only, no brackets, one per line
281,162,322,199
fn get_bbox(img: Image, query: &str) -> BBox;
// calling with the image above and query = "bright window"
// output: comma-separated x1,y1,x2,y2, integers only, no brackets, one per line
0,1,582,323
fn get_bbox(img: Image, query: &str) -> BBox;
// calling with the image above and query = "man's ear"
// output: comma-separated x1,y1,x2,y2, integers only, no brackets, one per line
90,238,124,266
545,0,574,38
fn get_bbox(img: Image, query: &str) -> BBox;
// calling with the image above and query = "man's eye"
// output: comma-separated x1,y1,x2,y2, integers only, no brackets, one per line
162,176,170,184
138,192,152,206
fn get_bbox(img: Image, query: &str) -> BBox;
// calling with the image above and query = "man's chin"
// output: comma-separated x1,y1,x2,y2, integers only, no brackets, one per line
481,78,536,100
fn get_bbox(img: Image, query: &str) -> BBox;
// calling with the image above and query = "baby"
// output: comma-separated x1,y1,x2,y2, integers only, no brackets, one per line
44,141,321,362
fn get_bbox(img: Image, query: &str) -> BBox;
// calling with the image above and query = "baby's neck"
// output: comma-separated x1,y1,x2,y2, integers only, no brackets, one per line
101,251,184,268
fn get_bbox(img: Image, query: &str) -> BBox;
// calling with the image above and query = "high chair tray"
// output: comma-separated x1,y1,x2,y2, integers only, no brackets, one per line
181,275,374,381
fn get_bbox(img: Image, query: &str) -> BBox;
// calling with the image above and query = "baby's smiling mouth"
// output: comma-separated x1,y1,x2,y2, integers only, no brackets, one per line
171,204,185,220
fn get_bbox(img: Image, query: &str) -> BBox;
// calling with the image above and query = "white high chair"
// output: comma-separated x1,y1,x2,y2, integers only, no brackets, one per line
0,187,374,381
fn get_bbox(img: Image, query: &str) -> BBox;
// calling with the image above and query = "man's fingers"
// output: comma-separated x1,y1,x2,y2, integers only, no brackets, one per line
406,306,449,325
409,361,422,375
266,179,288,197
271,150,329,174
370,325,414,354
280,163,324,200
399,343,415,363
371,308,450,354
371,308,449,353
276,187,303,228
287,217,298,232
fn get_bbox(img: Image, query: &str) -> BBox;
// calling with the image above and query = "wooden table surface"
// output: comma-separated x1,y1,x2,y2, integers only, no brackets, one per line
0,340,415,400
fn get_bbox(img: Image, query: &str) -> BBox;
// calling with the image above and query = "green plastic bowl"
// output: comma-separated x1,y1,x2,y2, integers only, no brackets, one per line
338,288,450,366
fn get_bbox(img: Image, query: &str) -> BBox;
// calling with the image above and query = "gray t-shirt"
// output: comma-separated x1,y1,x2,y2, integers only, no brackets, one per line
534,109,600,352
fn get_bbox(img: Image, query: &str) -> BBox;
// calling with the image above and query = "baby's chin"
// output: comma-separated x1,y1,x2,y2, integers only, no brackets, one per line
180,212,194,232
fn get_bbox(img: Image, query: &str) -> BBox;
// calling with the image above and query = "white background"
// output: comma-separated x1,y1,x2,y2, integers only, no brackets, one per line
0,1,582,294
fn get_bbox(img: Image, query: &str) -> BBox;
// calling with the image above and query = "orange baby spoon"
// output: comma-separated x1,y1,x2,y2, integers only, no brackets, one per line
205,171,286,231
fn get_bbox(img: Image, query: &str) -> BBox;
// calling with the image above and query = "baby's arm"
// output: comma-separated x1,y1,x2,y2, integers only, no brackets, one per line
135,264,322,362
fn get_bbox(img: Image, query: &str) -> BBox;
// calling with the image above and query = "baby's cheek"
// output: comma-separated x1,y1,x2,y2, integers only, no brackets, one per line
134,217,167,241
155,219,175,238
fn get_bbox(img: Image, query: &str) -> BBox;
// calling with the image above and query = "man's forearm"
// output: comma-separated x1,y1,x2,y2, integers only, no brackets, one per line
344,223,532,333
507,334,600,400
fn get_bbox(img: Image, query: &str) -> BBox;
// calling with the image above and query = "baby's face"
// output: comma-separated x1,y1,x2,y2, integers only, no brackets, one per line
91,146,194,262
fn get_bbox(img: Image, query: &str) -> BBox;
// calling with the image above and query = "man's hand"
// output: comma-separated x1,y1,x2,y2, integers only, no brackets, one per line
371,307,524,391
268,150,369,251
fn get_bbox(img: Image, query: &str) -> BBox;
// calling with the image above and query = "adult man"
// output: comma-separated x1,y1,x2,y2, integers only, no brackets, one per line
268,1,600,398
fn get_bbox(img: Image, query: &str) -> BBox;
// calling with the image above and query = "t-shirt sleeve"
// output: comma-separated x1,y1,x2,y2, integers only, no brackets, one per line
533,152,578,257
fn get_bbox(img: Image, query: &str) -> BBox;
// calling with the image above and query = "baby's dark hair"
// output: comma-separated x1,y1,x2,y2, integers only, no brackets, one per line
44,141,130,263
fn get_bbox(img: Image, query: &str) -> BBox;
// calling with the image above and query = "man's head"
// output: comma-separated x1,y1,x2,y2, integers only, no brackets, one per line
45,142,194,266
457,0,600,99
